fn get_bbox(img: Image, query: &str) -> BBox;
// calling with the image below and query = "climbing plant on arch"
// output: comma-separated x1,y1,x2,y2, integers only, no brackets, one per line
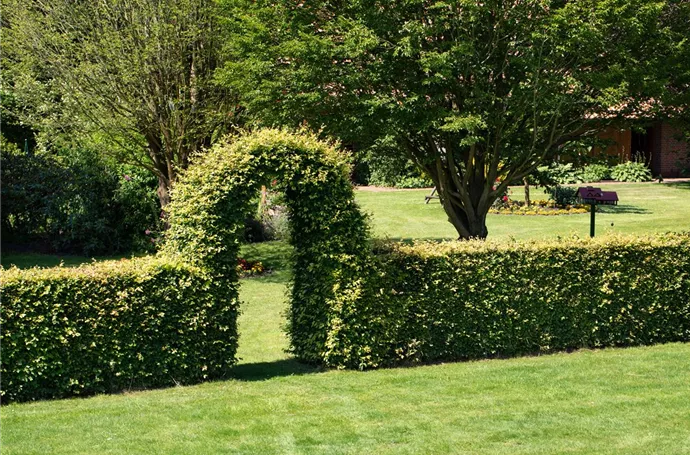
162,129,373,363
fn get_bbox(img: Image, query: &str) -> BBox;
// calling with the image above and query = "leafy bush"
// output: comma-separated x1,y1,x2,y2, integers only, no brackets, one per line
534,162,583,185
162,129,372,364
318,234,690,369
611,160,653,182
0,139,160,255
546,185,579,206
0,257,238,402
359,148,432,188
392,175,434,189
580,164,611,182
2,129,370,401
0,138,68,243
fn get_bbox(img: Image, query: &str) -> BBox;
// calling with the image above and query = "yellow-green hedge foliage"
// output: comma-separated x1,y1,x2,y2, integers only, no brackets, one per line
321,234,690,368
162,129,372,364
0,129,371,402
1,257,238,402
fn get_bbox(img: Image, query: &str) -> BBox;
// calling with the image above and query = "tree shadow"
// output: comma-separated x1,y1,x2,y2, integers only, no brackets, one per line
597,204,651,215
380,237,456,245
664,182,690,191
230,358,322,381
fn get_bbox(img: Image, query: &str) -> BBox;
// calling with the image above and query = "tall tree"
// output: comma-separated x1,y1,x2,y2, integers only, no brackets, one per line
660,1,690,141
4,0,241,206
221,0,683,238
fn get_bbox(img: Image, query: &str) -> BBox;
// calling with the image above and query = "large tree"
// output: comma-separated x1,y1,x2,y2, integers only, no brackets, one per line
221,0,684,238
3,0,240,207
660,1,690,142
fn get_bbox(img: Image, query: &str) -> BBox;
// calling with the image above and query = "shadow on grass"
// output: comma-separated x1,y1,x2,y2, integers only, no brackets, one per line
597,204,651,215
378,237,456,245
231,358,321,381
664,182,690,191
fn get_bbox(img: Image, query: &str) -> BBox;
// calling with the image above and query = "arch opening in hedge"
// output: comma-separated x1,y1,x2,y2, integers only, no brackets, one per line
162,129,372,363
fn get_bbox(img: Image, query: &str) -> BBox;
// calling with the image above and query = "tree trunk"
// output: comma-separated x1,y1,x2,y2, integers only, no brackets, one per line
157,176,171,208
435,185,491,240
524,178,530,207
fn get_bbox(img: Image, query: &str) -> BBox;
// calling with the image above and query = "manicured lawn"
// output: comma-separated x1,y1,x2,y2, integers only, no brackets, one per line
2,182,690,454
355,181,690,240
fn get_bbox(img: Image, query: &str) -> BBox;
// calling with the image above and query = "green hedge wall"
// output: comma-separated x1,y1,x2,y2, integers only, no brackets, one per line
1,257,238,402
162,129,371,364
320,234,690,369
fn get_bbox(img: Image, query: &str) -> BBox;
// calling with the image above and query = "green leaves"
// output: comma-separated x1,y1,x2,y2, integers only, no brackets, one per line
219,0,686,238
162,129,372,364
322,233,690,369
1,257,239,402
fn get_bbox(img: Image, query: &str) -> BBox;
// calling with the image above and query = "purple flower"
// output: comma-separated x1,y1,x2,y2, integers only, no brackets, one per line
145,229,151,235
123,174,132,181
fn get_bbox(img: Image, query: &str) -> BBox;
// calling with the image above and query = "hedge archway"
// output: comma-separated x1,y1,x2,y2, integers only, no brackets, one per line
162,129,372,363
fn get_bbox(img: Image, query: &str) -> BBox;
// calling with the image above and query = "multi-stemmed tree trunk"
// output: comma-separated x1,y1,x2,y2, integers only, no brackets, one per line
4,0,241,208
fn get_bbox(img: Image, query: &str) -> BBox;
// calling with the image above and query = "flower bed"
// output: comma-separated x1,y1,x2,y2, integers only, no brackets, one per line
490,199,589,215
237,258,266,277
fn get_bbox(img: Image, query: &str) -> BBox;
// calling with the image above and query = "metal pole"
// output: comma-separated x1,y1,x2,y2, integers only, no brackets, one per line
590,203,596,238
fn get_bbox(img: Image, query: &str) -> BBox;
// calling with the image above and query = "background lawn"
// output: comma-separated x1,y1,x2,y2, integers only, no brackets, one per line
2,182,690,454
355,181,690,241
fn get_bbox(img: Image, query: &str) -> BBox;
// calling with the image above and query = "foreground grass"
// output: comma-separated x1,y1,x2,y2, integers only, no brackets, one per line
3,267,690,454
3,182,690,453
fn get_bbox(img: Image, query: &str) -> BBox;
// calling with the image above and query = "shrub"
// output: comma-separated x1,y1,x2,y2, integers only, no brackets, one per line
319,234,690,369
580,164,611,182
0,137,68,244
546,185,579,206
533,162,583,185
0,257,238,402
162,129,372,365
359,147,433,188
2,129,370,401
611,160,653,182
0,139,160,255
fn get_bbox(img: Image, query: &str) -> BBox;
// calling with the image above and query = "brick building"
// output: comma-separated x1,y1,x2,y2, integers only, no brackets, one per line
596,122,690,178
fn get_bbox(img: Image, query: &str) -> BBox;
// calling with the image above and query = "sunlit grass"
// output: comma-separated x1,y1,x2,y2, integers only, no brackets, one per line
2,182,690,454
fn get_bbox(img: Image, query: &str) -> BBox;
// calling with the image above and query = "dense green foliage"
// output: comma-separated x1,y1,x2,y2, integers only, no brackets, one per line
533,162,613,186
0,257,238,402
1,138,160,255
3,0,240,206
611,160,654,182
534,163,584,185
545,186,580,207
163,129,371,363
1,129,370,401
580,164,612,182
221,0,683,238
3,234,690,453
317,234,690,368
361,154,433,188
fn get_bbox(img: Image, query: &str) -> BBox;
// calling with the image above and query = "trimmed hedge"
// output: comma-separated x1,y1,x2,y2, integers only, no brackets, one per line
163,129,371,364
0,257,238,402
1,129,368,402
320,234,690,369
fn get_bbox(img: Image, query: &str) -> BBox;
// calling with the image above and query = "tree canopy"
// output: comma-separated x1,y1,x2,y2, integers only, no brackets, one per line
3,0,241,206
221,0,687,238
